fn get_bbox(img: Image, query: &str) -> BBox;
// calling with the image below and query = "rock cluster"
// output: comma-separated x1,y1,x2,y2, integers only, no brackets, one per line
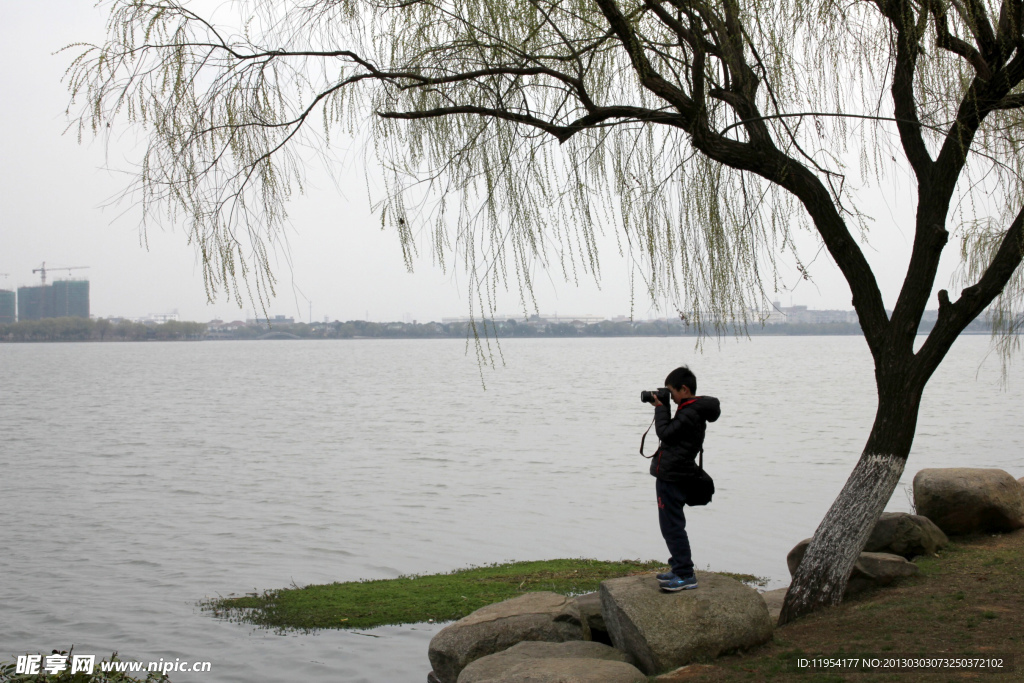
787,539,919,596
427,592,588,683
424,467,1022,681
426,574,772,682
784,510,949,597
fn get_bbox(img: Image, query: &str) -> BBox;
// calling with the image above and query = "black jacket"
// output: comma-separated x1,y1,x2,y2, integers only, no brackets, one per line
650,396,721,481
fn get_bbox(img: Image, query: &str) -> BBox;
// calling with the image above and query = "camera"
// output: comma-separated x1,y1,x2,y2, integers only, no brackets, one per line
640,388,670,405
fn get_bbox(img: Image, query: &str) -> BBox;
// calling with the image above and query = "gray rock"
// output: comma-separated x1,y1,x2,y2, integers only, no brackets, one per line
786,539,814,578
459,657,645,682
914,468,1024,535
457,641,641,683
788,540,918,595
599,572,772,675
573,593,605,632
428,592,590,683
759,587,788,623
573,593,610,645
845,552,920,593
428,673,442,683
864,511,949,558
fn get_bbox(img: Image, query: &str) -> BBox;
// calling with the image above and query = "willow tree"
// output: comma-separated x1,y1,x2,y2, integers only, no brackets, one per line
69,0,1024,622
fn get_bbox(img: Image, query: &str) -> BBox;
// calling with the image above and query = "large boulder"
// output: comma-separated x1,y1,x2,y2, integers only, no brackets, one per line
457,641,644,683
788,540,919,595
914,468,1024,535
573,592,611,645
864,512,949,558
428,592,590,683
599,572,772,675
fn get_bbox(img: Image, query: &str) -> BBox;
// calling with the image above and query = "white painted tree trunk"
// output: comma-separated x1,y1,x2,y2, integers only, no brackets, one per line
778,450,907,624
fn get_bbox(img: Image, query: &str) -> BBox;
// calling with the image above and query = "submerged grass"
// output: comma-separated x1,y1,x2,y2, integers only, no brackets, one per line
203,558,764,631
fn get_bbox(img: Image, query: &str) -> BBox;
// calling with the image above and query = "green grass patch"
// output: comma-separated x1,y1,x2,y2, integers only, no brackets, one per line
203,559,767,632
203,558,677,631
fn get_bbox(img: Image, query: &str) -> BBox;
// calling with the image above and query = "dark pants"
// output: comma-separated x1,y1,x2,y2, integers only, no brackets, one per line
656,478,694,578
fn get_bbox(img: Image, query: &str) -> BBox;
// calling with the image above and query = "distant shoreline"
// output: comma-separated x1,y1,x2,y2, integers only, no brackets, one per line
0,316,992,343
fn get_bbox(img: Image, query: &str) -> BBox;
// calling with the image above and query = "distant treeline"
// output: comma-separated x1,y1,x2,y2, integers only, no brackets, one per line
0,315,992,342
0,318,207,342
305,319,865,338
210,317,990,339
217,318,845,339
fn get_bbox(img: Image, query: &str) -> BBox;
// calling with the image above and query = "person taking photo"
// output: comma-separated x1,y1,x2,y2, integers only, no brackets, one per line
648,366,721,592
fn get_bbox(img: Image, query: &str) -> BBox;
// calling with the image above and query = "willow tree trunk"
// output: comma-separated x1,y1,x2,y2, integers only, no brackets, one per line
778,369,926,625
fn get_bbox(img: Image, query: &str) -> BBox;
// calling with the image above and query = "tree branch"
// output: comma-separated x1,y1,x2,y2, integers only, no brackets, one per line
933,4,995,79
595,0,891,349
916,206,1024,373
874,0,934,178
378,103,685,142
592,0,698,118
956,0,999,59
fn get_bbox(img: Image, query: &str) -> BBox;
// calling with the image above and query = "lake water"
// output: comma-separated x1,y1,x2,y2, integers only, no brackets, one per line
2,336,1021,682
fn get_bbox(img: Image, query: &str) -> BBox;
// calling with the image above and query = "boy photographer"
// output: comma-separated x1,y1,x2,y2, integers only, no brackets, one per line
647,366,720,591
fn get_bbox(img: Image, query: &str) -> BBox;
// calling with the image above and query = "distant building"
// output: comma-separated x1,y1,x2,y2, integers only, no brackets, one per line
135,313,180,324
441,313,608,325
17,286,48,320
766,302,859,325
17,280,90,320
50,280,90,318
0,289,15,324
248,314,295,325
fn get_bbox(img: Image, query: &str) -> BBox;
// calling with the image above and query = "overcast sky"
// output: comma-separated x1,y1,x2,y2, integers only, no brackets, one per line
1,2,967,323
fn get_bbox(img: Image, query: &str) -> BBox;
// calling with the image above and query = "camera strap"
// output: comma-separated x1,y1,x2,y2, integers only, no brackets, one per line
640,417,658,458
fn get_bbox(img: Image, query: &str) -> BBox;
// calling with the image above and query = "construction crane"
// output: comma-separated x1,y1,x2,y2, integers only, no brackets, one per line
32,262,90,286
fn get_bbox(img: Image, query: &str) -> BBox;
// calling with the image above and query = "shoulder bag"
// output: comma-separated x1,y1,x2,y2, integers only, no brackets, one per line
639,413,715,507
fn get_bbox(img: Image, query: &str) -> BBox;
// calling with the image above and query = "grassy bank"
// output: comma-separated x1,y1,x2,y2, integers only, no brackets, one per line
203,559,661,630
203,558,763,631
698,529,1024,682
205,533,1022,679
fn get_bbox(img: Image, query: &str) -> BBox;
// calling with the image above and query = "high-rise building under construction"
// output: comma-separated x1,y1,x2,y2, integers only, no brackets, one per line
0,289,15,324
17,280,90,321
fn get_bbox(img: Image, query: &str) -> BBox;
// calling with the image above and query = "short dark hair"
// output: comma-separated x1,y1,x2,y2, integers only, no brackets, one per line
665,366,697,394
